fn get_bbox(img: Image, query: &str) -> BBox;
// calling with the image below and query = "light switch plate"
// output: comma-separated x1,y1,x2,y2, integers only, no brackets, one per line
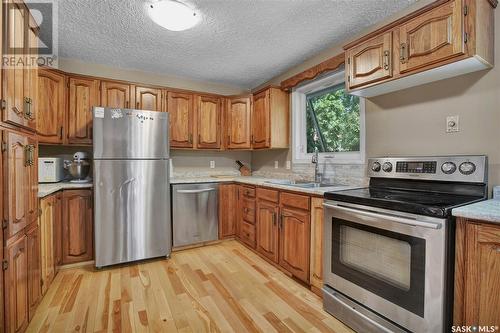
210,161,215,169
446,115,459,133
286,161,291,170
274,161,279,169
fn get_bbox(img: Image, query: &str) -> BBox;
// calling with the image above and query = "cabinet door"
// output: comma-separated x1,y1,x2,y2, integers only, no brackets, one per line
197,95,220,149
219,184,237,239
347,31,393,89
68,77,99,144
3,131,29,239
54,192,63,267
256,199,279,263
100,81,131,109
279,206,310,283
39,195,55,295
4,235,28,333
37,69,65,143
310,197,324,292
135,86,162,111
3,2,27,128
26,222,41,320
227,97,251,149
399,0,464,74
251,90,270,149
167,92,194,148
62,190,93,264
464,223,500,326
24,25,38,131
26,138,38,224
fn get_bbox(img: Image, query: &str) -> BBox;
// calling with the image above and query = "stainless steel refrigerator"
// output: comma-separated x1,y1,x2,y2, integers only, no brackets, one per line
93,107,170,268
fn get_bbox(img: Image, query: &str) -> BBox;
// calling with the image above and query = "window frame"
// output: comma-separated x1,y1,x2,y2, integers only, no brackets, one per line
291,69,366,165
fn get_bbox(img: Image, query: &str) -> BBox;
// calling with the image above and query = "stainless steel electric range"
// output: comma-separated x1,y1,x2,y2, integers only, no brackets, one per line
322,155,488,333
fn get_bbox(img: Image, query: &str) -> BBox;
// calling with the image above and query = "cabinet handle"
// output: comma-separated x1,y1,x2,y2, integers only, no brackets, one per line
126,101,129,108
400,43,407,63
136,102,139,109
59,126,63,140
188,134,193,144
383,50,390,70
227,135,231,145
24,97,34,120
24,145,30,167
198,134,202,144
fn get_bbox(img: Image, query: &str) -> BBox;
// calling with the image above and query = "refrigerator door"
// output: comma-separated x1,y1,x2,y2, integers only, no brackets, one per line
94,159,170,267
93,107,169,159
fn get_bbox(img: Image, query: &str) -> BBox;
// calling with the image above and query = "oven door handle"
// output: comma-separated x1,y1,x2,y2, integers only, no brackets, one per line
323,203,442,229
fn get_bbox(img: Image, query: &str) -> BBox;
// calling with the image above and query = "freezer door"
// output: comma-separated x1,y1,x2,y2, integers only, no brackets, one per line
93,107,169,159
94,160,170,267
172,183,219,247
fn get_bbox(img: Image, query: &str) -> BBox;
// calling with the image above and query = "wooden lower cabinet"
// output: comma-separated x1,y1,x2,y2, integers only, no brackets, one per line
26,221,41,321
39,194,57,294
256,189,279,263
4,235,29,333
54,192,63,267
62,190,93,265
310,197,324,294
218,184,237,239
454,218,500,327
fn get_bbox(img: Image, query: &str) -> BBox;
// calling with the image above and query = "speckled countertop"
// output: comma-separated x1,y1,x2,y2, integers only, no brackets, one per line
38,181,93,198
452,199,500,224
170,176,361,196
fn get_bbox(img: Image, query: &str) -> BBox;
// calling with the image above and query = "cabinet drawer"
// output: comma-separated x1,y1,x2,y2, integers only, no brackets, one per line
240,186,255,198
257,187,279,203
280,192,310,211
241,197,255,224
240,221,255,248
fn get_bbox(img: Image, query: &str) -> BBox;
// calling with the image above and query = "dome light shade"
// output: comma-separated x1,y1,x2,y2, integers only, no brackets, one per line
147,0,200,31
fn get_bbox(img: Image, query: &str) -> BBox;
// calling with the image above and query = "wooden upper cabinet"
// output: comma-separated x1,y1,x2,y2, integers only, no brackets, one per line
62,190,93,265
3,131,29,239
226,96,251,149
219,184,237,239
4,235,29,333
167,92,194,148
196,95,221,149
26,222,41,320
256,197,279,263
455,219,500,327
100,81,132,109
251,87,289,149
347,31,393,89
398,0,464,74
135,86,162,112
68,77,99,144
37,69,65,143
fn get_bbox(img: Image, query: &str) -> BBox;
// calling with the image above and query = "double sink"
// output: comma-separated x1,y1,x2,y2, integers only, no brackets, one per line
265,179,344,188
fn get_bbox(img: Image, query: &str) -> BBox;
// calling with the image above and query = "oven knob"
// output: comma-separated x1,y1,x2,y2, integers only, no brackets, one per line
382,162,393,172
441,162,457,174
371,162,381,172
459,162,476,175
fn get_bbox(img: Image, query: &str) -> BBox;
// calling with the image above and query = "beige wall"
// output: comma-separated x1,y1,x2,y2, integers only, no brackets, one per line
58,58,247,96
252,1,500,191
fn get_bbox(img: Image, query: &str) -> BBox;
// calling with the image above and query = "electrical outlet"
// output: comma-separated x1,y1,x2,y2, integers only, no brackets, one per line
286,161,291,170
274,161,279,169
210,161,215,169
446,115,459,133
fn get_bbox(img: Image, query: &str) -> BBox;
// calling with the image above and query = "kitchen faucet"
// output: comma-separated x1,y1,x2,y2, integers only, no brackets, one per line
312,130,322,184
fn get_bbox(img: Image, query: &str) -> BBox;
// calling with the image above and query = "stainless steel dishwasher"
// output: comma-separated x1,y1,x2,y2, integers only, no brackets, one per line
172,183,219,247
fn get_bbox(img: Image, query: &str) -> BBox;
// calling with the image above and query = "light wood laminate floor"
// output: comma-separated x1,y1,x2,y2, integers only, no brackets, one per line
27,240,353,332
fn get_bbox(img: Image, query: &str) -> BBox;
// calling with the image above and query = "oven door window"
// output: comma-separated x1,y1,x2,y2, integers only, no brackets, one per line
332,218,425,317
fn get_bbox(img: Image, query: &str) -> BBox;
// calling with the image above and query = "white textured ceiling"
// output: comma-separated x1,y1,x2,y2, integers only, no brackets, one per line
56,0,416,89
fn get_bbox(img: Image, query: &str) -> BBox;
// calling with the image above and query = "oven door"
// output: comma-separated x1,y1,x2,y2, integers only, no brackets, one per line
323,200,447,333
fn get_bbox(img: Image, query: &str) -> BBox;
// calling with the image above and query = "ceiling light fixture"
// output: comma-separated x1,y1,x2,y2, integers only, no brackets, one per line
147,0,200,32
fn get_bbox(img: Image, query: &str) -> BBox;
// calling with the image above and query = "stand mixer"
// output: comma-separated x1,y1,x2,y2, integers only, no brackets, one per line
64,151,91,183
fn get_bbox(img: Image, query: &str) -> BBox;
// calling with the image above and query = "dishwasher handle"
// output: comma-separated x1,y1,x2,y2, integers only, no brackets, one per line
176,188,216,194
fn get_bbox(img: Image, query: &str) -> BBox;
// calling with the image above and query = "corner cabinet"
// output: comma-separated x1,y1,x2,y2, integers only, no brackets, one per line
67,76,99,144
37,68,66,144
61,190,93,265
226,96,252,149
251,87,289,149
454,218,500,327
344,0,496,97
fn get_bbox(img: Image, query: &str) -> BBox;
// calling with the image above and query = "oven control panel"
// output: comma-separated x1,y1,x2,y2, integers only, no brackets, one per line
368,156,487,183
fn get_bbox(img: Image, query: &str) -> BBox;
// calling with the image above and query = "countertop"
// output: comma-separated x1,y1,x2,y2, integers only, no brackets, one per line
452,199,500,224
38,181,93,198
170,176,360,196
